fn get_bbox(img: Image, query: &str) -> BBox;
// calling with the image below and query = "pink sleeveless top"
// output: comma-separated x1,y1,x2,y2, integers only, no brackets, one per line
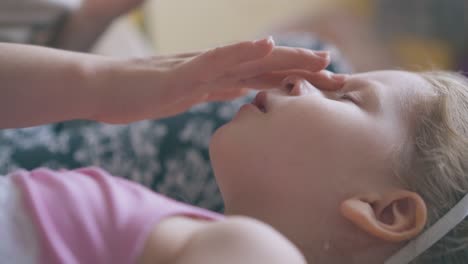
12,167,223,264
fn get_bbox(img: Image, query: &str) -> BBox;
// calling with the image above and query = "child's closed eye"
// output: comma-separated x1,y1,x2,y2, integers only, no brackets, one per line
338,92,356,103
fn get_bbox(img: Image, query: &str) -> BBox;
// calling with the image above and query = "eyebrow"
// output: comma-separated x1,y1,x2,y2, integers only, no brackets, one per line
343,77,382,112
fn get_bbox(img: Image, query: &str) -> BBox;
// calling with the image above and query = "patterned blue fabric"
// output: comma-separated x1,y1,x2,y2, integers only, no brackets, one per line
0,33,350,212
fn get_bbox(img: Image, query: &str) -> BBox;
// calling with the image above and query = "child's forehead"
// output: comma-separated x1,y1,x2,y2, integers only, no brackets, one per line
350,70,434,98
349,70,434,123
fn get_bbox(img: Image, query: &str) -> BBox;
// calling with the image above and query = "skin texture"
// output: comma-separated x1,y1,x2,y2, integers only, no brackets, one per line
0,39,343,128
4,0,434,262
209,70,433,263
0,38,344,263
91,39,334,123
4,12,434,259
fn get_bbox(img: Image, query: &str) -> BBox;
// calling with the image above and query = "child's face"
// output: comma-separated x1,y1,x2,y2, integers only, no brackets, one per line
210,71,432,247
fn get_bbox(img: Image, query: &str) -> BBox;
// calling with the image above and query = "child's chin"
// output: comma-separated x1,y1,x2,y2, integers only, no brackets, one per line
209,126,225,151
208,127,230,165
210,122,237,148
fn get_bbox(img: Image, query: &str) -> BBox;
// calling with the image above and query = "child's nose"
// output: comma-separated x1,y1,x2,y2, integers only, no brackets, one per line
282,76,319,96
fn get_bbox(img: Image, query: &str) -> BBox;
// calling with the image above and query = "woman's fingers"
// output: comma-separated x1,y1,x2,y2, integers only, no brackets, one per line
173,39,334,100
158,88,249,117
234,70,347,91
157,38,343,117
153,69,347,118
184,69,346,104
185,38,275,81
205,88,250,101
227,47,330,80
150,51,202,61
281,70,347,90
173,51,203,59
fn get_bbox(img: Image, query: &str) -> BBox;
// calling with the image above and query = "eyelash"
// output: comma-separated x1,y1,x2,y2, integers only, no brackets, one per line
340,93,355,103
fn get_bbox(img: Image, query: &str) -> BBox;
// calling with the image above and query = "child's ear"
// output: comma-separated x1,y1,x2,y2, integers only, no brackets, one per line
340,190,427,242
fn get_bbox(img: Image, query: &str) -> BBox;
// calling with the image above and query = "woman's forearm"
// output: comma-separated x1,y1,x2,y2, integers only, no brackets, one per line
0,43,113,128
0,39,337,129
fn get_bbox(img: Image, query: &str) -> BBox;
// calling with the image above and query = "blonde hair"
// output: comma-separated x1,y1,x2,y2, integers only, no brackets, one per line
398,71,468,263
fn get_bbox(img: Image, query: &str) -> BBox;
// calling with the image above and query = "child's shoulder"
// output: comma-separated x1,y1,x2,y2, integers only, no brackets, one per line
140,216,306,264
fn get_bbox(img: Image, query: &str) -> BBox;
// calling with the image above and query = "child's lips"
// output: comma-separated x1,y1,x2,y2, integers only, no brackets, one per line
251,91,268,113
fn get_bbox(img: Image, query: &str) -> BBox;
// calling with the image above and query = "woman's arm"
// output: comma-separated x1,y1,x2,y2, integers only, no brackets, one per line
0,40,336,129
0,43,110,128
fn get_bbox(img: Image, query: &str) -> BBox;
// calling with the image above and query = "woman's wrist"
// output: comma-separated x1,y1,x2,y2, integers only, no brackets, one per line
86,57,168,124
81,57,119,122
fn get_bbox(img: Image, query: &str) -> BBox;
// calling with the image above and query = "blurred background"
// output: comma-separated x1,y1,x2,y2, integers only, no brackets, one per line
143,0,330,53
96,0,468,73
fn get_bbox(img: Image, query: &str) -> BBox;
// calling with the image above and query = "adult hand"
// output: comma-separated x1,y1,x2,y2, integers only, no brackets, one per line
91,38,345,123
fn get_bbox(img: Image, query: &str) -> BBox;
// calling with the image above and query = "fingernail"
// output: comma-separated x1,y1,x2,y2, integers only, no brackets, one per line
253,38,266,45
266,36,275,46
332,74,348,82
281,75,296,87
315,51,330,59
254,36,275,46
